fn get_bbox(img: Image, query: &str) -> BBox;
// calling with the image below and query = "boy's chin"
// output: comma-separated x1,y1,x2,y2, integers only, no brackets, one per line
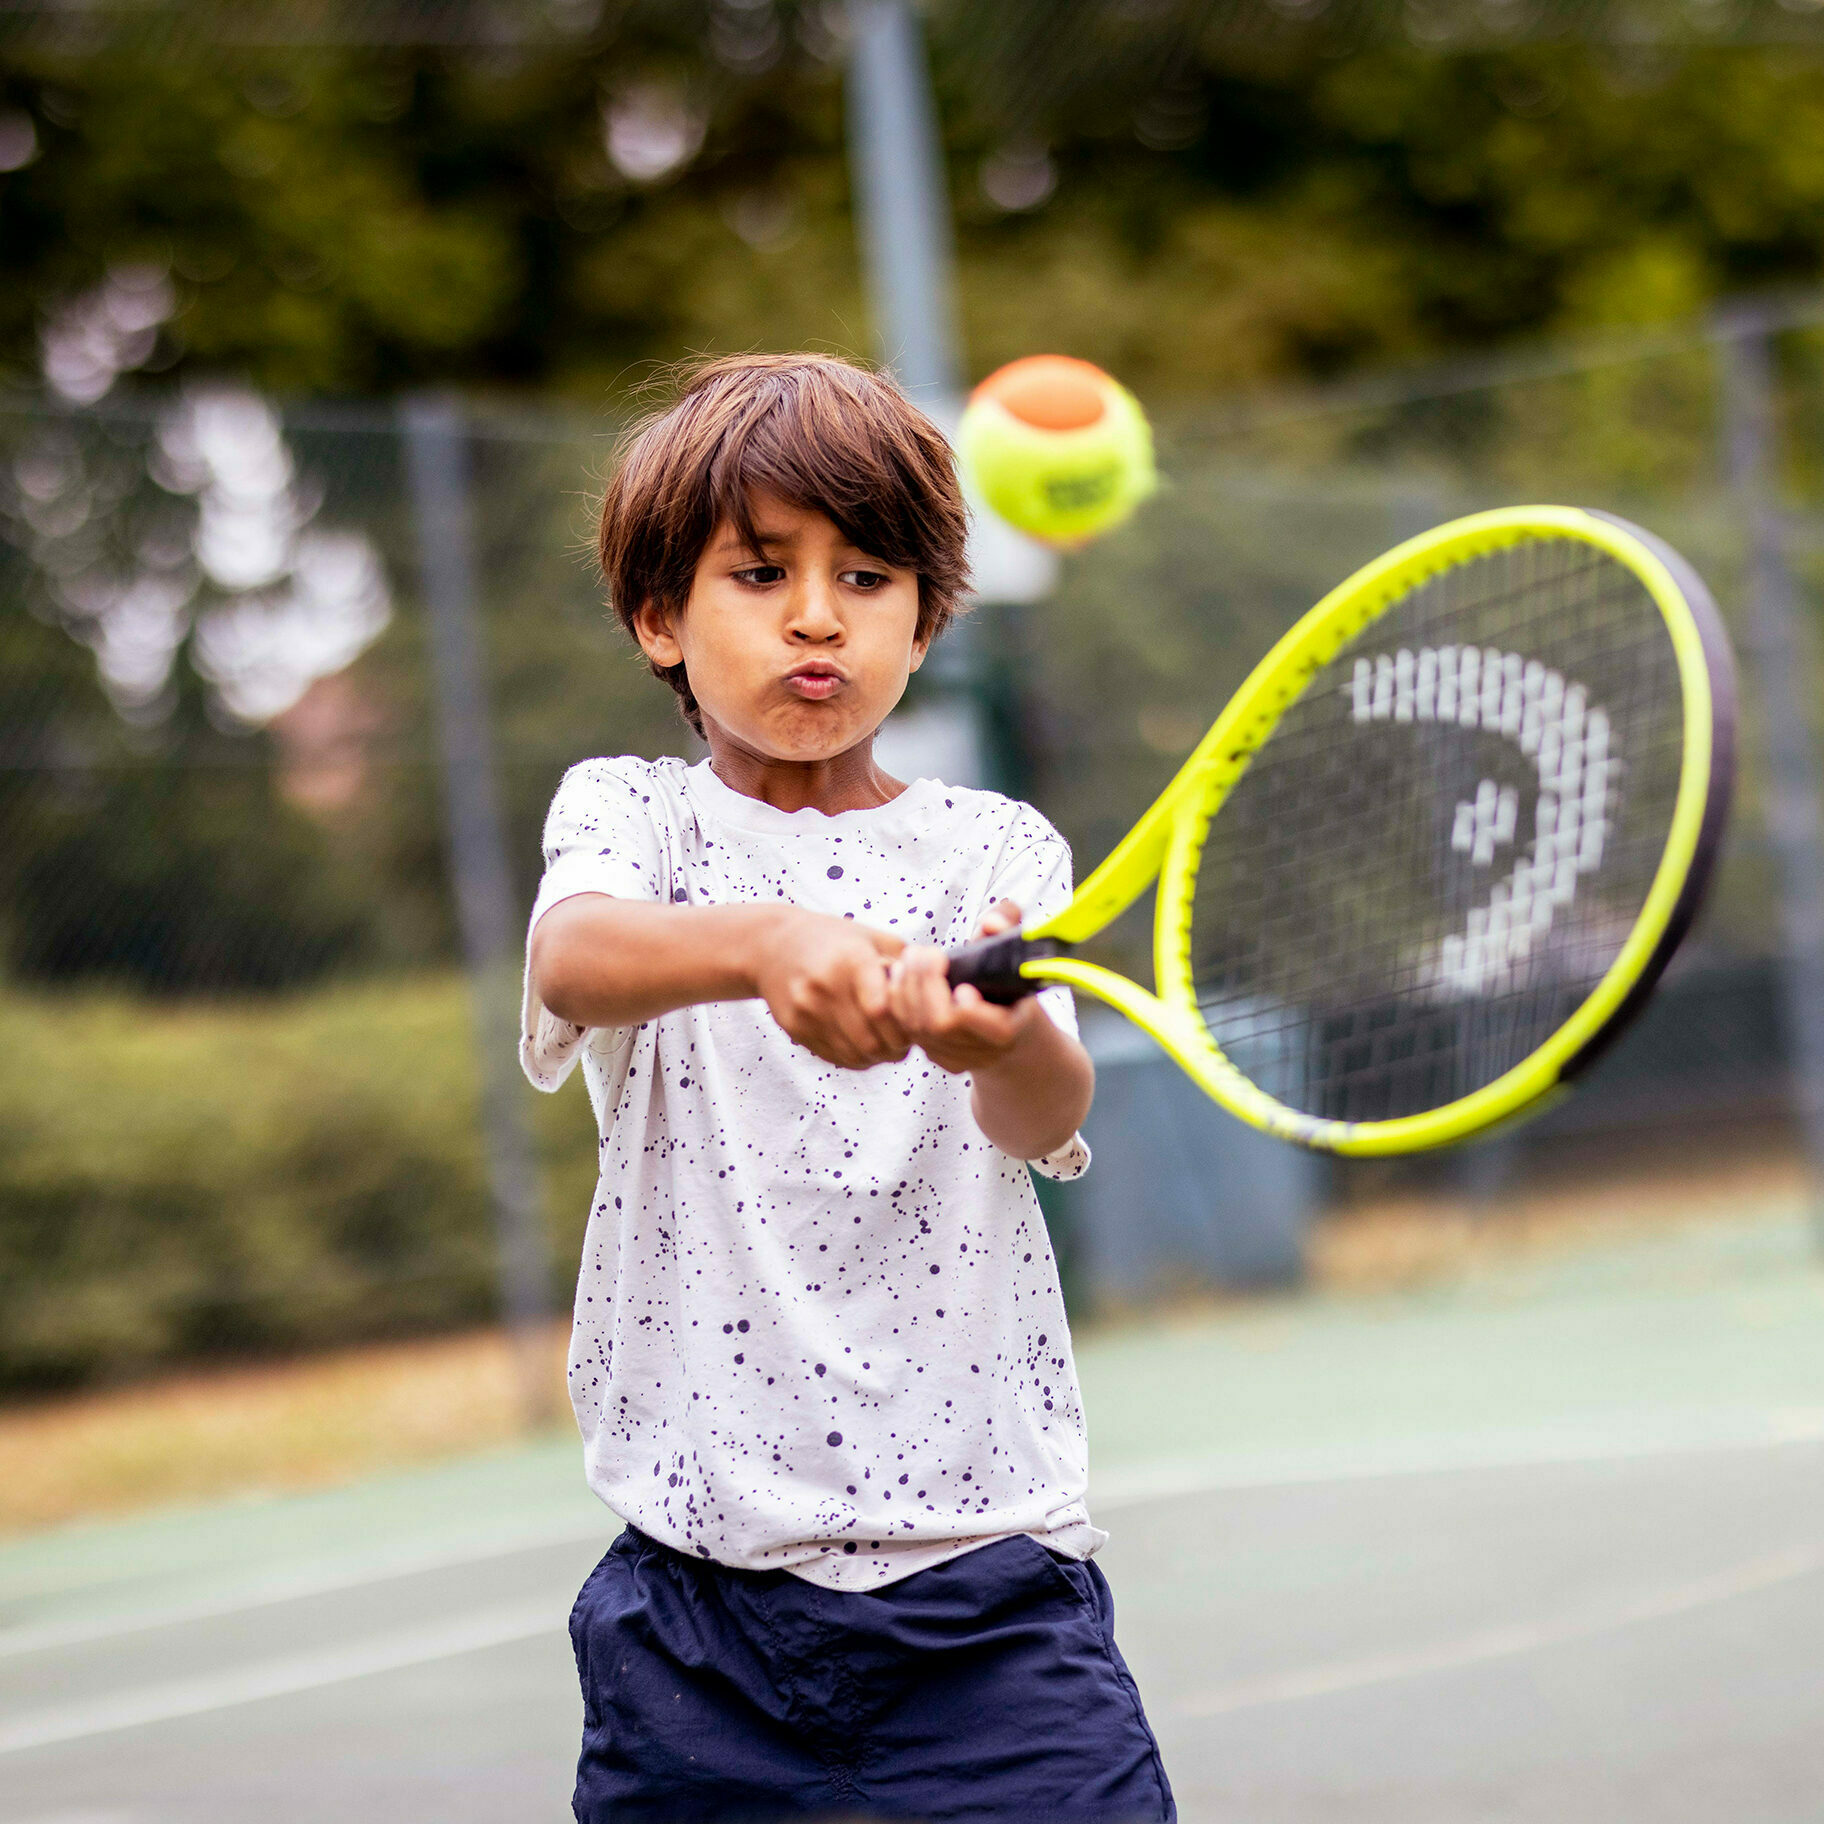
710,708,883,766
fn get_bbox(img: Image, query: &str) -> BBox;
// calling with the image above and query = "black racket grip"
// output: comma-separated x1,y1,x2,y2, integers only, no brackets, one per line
943,932,1065,1005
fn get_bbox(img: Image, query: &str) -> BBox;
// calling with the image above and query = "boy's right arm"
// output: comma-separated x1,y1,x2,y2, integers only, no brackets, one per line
530,895,912,1070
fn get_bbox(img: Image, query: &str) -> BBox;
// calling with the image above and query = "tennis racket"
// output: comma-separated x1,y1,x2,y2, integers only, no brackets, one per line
946,506,1736,1155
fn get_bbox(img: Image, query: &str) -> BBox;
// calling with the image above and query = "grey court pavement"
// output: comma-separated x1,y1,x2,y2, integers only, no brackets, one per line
3,1208,1822,1823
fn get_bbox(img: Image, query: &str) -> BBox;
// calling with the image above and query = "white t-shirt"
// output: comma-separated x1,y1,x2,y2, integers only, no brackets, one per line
521,755,1101,1591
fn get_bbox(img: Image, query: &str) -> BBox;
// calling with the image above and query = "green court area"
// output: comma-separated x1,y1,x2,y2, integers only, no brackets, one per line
2,1203,1820,1822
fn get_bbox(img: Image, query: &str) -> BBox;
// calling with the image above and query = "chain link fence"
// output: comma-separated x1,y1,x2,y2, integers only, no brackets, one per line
3,312,1820,1387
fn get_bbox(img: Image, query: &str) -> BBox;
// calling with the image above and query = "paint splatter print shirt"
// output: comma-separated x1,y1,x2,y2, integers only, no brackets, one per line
520,755,1100,1590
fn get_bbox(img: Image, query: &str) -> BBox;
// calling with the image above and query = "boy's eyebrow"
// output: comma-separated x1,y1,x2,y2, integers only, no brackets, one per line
710,522,797,556
710,522,895,565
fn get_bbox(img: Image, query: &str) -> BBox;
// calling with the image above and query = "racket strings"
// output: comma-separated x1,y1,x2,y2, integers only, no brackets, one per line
1186,537,1686,1124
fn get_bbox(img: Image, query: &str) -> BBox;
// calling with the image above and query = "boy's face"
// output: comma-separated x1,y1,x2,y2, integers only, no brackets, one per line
634,493,928,765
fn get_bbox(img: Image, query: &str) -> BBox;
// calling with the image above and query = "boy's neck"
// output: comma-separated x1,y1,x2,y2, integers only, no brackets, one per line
705,728,908,816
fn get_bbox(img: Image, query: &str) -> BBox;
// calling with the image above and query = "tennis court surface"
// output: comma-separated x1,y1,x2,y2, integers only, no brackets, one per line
3,1204,1821,1823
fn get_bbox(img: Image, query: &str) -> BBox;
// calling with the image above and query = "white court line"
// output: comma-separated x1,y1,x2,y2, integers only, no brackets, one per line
1090,1409,1824,1513
1178,1542,1824,1718
0,1514,610,1662
7,1409,1823,1663
5,1530,1820,1758
0,1597,568,1758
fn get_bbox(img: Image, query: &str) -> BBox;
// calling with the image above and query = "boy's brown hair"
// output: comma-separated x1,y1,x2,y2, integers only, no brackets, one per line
598,353,971,735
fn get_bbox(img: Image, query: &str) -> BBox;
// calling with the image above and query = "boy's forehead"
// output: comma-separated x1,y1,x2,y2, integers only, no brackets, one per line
710,494,864,551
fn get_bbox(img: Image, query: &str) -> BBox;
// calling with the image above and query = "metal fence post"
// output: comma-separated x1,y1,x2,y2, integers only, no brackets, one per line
844,0,961,408
401,391,558,1420
1714,312,1824,1249
846,0,1031,790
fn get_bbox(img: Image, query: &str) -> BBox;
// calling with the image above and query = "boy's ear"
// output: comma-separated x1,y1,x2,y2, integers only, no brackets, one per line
631,600,683,668
908,633,930,674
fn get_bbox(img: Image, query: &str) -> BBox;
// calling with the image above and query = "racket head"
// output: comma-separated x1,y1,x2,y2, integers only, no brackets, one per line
1122,506,1735,1155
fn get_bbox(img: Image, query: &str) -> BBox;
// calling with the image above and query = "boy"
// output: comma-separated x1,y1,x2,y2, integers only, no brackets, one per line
523,353,1173,1822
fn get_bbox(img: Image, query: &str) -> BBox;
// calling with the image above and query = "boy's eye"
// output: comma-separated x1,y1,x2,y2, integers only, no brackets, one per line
734,564,786,586
841,568,890,591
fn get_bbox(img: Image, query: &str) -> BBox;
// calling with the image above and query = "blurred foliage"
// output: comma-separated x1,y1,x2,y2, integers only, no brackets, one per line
7,5,1824,397
0,401,692,990
457,418,700,887
5,1,1824,1384
0,536,379,990
11,757,371,990
0,972,598,1390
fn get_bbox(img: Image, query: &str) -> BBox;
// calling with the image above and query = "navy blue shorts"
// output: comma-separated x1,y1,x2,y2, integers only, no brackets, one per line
568,1526,1175,1822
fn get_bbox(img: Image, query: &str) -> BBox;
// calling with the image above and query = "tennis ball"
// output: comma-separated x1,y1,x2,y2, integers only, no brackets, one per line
956,354,1156,549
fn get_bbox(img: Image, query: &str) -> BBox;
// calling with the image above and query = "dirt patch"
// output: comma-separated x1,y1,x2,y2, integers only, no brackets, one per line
0,1322,570,1539
1312,1148,1807,1292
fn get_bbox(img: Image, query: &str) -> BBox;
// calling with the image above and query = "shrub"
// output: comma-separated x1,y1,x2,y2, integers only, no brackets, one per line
0,974,598,1391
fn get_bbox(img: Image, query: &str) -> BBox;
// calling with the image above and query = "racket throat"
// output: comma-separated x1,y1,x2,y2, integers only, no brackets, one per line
944,931,1069,1004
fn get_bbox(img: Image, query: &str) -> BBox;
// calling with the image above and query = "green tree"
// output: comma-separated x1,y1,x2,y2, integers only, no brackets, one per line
8,7,1824,401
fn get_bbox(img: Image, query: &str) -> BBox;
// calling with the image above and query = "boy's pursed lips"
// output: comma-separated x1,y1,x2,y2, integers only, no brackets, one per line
783,660,847,700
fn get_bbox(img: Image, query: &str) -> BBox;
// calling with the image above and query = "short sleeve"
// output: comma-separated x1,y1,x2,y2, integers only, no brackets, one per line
520,759,670,1092
987,810,1092,1182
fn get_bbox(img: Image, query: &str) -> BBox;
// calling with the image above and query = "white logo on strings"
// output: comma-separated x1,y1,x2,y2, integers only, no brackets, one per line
1347,646,1616,996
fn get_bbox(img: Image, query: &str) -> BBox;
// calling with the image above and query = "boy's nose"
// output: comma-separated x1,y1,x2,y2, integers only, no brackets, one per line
787,582,844,641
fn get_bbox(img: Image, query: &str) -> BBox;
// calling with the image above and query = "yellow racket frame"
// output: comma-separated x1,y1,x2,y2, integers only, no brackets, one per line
1017,506,1722,1155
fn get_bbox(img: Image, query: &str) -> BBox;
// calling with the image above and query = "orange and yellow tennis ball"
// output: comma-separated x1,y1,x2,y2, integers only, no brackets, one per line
956,354,1156,548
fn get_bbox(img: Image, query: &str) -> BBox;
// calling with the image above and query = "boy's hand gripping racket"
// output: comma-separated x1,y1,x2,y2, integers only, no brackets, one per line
947,507,1736,1155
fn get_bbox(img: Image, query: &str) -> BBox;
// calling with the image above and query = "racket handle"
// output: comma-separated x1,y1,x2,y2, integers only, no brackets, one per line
943,932,1066,1005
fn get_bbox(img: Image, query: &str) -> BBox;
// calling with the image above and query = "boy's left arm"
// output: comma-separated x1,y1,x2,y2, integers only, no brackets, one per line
887,901,1094,1162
